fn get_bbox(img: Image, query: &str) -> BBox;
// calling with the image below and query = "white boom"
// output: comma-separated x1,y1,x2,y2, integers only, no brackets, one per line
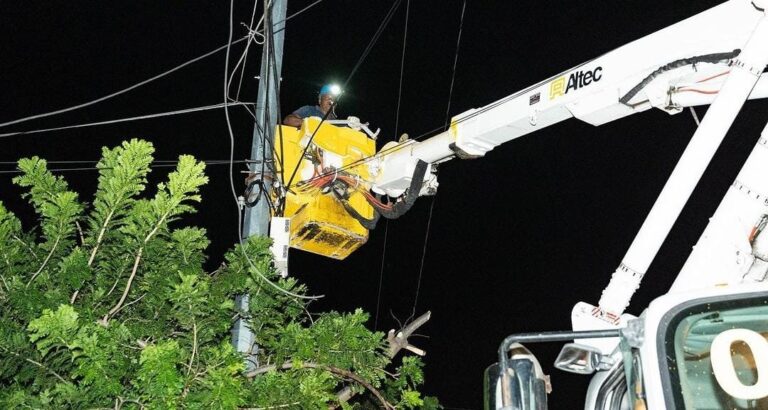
368,0,768,334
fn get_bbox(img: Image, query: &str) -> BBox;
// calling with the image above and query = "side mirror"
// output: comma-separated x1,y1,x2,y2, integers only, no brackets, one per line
484,344,549,410
554,343,610,374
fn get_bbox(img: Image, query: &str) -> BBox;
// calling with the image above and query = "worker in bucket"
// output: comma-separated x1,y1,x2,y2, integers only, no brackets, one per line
282,83,340,127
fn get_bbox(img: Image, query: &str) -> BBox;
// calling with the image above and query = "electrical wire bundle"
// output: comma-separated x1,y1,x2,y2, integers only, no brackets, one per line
290,146,428,229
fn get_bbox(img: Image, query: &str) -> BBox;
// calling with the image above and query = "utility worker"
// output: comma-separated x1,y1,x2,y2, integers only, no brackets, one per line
283,84,340,128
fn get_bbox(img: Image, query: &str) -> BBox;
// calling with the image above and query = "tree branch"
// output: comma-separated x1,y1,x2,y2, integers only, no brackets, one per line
1,347,67,384
101,209,170,325
100,247,143,326
75,221,85,246
26,235,60,288
13,234,39,261
246,361,395,410
336,310,432,406
182,321,199,398
240,403,300,410
387,310,431,358
88,209,114,266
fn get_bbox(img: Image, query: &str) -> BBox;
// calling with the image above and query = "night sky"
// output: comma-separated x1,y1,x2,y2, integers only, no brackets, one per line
2,1,766,408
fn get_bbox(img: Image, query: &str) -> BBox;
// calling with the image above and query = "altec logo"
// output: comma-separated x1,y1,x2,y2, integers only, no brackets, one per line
549,66,603,100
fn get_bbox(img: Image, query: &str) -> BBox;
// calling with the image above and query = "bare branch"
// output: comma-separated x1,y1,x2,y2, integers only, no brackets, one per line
0,347,67,384
75,221,85,246
337,311,432,406
387,310,430,358
88,210,114,266
240,403,300,410
13,234,39,260
100,247,143,326
182,321,199,398
26,235,60,288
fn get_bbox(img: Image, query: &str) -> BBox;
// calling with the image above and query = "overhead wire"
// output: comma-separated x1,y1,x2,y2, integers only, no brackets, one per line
285,0,476,193
393,0,410,138
443,0,466,129
410,195,436,318
410,0,465,320
375,0,411,332
273,0,324,32
0,102,254,138
284,0,405,190
372,220,389,331
0,160,250,175
0,159,253,165
224,0,322,300
228,0,269,101
0,36,250,130
0,0,320,134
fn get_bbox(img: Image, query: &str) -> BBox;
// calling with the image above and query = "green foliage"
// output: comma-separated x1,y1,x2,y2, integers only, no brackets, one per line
0,140,440,409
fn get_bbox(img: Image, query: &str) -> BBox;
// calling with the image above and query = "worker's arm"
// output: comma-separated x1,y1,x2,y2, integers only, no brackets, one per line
283,113,303,128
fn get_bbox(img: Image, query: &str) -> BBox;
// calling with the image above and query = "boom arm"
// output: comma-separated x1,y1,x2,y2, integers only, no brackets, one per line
368,0,768,322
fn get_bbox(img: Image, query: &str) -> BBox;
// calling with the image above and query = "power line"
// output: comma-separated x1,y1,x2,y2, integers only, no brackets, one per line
228,0,265,100
272,0,324,34
444,0,466,129
410,1,464,319
0,36,250,130
0,160,250,175
411,195,436,318
0,102,254,138
0,159,254,165
393,0,410,138
373,220,390,331
375,0,411,333
0,0,324,133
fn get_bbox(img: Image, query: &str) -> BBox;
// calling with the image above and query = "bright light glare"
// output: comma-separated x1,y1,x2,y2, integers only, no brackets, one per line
330,84,342,96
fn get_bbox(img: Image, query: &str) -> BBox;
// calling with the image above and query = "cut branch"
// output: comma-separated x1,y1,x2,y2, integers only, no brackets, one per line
337,310,432,406
387,310,431,358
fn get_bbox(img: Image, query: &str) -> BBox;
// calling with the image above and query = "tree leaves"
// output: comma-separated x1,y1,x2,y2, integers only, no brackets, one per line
0,140,439,409
28,305,79,358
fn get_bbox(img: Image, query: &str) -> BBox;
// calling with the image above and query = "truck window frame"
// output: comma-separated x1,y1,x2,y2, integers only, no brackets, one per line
656,292,768,409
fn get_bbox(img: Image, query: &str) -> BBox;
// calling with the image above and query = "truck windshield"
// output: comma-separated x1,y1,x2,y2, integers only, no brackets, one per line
662,296,768,409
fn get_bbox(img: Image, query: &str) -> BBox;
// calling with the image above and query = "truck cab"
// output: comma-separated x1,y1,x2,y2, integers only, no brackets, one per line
485,284,768,409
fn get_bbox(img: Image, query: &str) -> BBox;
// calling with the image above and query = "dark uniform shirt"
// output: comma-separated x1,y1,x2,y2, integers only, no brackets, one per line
292,105,337,120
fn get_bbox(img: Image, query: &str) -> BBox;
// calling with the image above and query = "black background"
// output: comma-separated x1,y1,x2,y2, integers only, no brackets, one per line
2,1,765,408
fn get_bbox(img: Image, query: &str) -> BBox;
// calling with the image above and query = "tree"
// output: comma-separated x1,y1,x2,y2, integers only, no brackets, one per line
0,139,440,409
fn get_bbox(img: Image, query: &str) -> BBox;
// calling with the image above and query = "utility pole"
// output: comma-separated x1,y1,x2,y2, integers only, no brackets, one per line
232,0,287,370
